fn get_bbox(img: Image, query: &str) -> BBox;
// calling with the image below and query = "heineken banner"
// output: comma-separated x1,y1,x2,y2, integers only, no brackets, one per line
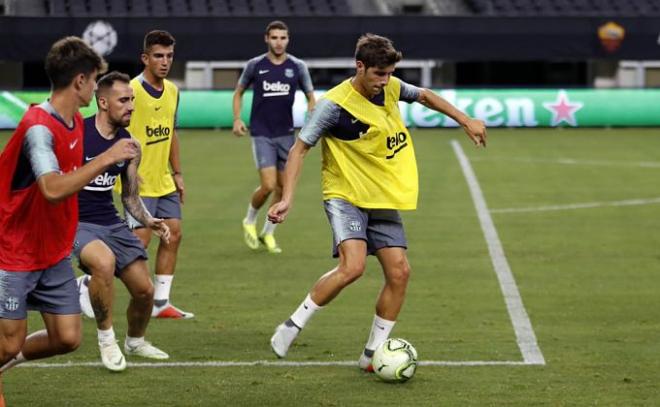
2,89,660,129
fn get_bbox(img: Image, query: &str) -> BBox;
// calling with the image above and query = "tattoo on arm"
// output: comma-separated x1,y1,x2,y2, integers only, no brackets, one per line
121,142,153,224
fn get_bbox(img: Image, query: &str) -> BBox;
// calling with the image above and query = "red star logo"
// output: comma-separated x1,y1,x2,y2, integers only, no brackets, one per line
542,90,584,127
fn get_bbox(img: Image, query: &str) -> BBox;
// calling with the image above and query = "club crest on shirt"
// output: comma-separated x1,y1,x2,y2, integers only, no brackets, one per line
285,68,294,78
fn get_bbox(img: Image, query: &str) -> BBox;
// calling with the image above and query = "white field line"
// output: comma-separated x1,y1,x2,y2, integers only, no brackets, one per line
451,140,546,366
17,142,545,371
469,156,660,169
491,197,660,214
19,360,533,369
1,91,28,110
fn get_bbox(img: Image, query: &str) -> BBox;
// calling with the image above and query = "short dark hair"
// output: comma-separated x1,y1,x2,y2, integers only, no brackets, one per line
45,36,107,90
95,71,131,102
354,34,402,69
266,20,288,36
143,30,176,53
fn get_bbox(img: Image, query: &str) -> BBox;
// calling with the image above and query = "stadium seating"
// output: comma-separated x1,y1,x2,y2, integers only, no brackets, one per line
464,0,660,15
7,0,660,17
32,0,364,17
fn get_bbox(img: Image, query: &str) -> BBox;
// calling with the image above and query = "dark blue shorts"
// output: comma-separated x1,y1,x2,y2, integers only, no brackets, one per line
126,192,181,229
251,135,295,171
323,198,408,258
0,257,81,319
73,222,148,276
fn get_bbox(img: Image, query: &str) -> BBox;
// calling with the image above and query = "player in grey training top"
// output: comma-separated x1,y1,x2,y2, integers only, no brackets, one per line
233,20,316,254
298,80,421,147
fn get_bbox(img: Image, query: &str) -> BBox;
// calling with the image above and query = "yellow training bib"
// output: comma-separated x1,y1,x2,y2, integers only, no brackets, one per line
321,77,418,210
122,76,178,197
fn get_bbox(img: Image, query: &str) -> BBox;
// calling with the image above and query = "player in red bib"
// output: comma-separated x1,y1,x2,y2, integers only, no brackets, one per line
0,37,138,404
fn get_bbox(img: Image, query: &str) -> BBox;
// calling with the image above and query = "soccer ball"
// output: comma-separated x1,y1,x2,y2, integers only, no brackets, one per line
372,338,418,383
82,20,118,56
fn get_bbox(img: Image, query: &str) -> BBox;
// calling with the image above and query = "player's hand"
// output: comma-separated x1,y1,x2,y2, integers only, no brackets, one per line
148,218,170,244
267,200,291,224
173,173,185,205
462,118,487,147
103,138,139,165
232,119,248,137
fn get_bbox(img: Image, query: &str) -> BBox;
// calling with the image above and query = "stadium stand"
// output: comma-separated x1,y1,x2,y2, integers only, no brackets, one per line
3,0,660,17
464,0,660,15
0,0,366,17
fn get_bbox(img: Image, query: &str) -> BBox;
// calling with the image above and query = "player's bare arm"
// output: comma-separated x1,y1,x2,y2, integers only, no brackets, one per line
267,139,311,224
232,85,248,137
169,130,185,204
37,138,138,203
417,88,487,147
305,91,316,113
121,142,171,243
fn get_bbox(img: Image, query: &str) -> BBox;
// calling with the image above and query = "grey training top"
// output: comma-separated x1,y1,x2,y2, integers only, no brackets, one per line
299,79,421,146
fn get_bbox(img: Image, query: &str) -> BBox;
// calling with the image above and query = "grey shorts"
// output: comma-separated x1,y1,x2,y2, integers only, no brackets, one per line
73,222,148,277
0,257,81,319
251,135,294,170
126,192,181,229
323,198,407,258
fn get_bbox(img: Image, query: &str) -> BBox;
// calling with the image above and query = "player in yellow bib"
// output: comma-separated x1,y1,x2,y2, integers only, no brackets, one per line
268,34,487,370
97,31,192,320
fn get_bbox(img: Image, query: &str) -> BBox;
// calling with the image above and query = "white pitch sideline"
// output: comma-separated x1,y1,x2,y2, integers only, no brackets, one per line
451,140,546,366
19,360,541,369
490,196,660,214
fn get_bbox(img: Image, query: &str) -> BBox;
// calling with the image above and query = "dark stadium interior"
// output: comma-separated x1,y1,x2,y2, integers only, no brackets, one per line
1,0,659,89
3,0,658,16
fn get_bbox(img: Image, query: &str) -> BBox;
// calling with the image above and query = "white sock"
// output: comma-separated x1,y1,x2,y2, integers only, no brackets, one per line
97,327,116,346
154,274,174,303
261,218,277,236
364,315,396,352
289,294,322,329
125,336,145,348
0,352,25,373
245,204,259,224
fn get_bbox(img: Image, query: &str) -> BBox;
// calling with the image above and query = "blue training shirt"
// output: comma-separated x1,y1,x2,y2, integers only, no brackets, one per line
78,115,131,226
238,53,314,138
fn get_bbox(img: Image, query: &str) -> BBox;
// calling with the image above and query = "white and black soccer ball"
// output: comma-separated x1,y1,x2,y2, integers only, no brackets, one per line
372,338,418,383
82,20,117,56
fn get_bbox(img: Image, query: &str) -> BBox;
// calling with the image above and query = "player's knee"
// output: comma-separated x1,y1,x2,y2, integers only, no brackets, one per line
168,228,182,246
261,183,276,195
91,255,116,278
133,283,154,304
54,330,81,354
339,261,366,284
0,338,25,362
387,260,411,287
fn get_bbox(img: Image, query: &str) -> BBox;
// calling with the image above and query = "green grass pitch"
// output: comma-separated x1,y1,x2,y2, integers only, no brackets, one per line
1,128,659,405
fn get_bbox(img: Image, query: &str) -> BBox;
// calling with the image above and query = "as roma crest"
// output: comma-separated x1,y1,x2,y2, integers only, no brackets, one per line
598,21,625,53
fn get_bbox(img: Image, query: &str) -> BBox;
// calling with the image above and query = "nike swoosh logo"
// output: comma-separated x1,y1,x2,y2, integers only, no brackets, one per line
375,324,385,330
259,70,269,74
155,106,162,111
303,304,309,310
69,139,78,149
351,118,359,124
85,155,97,161
113,356,125,367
